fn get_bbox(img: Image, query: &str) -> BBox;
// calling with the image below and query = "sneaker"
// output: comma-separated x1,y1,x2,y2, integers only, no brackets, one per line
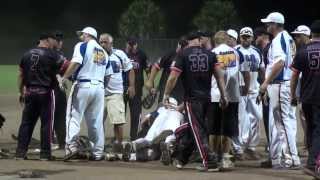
160,142,171,165
173,159,184,170
260,159,272,168
122,142,132,162
15,155,28,160
196,162,219,172
244,149,260,160
89,154,105,161
220,156,234,171
63,150,80,161
151,130,173,146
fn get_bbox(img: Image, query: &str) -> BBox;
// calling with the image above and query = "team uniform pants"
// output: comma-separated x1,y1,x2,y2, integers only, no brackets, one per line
267,81,300,166
233,93,262,154
16,89,55,158
175,100,212,168
53,87,67,148
65,82,105,158
302,103,320,168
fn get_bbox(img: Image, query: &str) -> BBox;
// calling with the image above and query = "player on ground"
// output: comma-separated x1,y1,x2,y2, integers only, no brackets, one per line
260,12,301,169
233,27,264,161
163,31,228,172
15,32,69,160
61,27,113,161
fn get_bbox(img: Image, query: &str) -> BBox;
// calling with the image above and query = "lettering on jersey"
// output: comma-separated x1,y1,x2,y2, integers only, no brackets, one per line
188,53,209,72
130,59,140,69
308,51,320,70
217,53,237,68
30,54,40,71
110,61,121,73
245,54,259,71
93,47,106,65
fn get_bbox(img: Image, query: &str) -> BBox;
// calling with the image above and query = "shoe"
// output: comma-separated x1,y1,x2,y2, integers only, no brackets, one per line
160,142,171,165
196,162,219,172
89,154,105,161
260,159,272,168
234,153,244,161
220,156,234,171
15,156,28,160
289,164,302,170
63,150,80,161
244,149,260,160
122,142,132,162
135,141,149,151
151,130,173,145
298,148,308,157
173,159,184,170
112,142,123,153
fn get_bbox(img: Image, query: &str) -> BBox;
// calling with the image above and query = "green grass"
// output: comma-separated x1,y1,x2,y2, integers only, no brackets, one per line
0,65,19,95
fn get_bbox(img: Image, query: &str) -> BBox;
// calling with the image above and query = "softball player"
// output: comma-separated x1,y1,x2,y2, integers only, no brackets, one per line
233,27,263,160
61,27,113,161
260,12,300,169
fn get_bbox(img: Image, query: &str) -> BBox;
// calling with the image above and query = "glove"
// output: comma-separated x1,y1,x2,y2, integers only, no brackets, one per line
142,92,157,109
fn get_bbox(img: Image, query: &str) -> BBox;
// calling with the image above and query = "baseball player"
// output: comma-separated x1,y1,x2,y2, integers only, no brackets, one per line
99,33,135,153
290,20,320,179
124,37,148,141
260,12,300,169
227,29,238,48
15,32,69,160
145,37,188,104
122,98,184,162
61,27,113,161
208,31,245,170
163,31,228,172
233,27,264,160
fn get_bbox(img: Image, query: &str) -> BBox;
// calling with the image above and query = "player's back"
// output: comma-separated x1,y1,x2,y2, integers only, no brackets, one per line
20,47,62,88
176,46,216,101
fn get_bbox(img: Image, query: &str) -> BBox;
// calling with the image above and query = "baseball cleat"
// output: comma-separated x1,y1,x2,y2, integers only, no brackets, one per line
160,142,171,165
122,142,132,162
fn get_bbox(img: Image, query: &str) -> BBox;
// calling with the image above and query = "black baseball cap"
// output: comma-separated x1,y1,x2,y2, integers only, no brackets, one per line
39,32,58,40
311,20,320,34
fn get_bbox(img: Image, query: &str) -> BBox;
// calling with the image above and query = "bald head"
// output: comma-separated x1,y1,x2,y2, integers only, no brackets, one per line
99,33,113,53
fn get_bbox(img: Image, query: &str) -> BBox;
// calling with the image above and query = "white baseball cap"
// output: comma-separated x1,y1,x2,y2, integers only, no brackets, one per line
227,29,238,40
291,25,311,36
261,12,285,24
76,27,97,39
240,27,254,37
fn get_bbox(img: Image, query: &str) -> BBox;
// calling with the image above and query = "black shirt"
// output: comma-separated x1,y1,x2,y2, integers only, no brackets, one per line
20,47,65,89
125,49,147,96
291,41,320,105
155,50,184,104
171,46,218,101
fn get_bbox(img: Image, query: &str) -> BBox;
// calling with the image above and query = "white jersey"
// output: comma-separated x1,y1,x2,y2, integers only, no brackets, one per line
211,44,240,102
266,30,296,81
105,49,133,94
71,39,113,82
236,45,263,94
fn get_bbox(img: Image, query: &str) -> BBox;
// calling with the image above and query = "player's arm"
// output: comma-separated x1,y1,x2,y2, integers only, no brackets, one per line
62,62,81,79
145,60,161,91
213,65,228,108
127,69,135,98
290,50,304,106
242,71,250,96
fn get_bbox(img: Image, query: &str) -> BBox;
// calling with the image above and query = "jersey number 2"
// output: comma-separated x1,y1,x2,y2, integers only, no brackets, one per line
189,54,209,72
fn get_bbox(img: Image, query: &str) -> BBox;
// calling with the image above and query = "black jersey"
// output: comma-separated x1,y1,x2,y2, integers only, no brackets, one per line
19,47,65,89
155,50,184,103
170,46,218,101
291,40,320,105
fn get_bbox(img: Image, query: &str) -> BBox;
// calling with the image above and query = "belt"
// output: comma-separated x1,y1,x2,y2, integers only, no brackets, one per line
77,79,104,83
270,80,289,84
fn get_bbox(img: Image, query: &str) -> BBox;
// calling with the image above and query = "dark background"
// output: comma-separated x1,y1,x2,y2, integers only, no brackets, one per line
0,0,319,64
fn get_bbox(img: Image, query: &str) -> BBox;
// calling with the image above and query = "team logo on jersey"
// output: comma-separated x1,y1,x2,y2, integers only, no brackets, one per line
217,53,237,68
93,47,106,65
245,54,259,71
308,51,320,70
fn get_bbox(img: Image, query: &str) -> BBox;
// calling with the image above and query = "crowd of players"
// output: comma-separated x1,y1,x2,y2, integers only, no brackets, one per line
12,11,320,178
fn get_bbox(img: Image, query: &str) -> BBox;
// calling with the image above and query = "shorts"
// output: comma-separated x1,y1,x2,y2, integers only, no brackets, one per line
104,94,126,125
207,102,239,138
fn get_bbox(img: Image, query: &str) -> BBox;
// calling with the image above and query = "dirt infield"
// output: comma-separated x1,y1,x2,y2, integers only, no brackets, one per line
0,94,311,180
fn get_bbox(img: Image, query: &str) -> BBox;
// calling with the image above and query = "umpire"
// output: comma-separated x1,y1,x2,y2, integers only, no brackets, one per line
290,20,320,178
16,32,69,160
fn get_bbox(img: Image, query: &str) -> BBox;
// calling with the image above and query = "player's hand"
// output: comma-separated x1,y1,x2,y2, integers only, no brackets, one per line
219,96,229,109
150,88,157,95
162,94,170,109
144,80,153,91
127,86,135,99
259,82,268,95
58,76,67,91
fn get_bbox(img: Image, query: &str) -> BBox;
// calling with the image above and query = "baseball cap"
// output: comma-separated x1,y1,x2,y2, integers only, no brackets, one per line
240,27,254,37
227,29,238,40
76,27,97,39
311,20,320,34
261,12,285,24
291,25,311,36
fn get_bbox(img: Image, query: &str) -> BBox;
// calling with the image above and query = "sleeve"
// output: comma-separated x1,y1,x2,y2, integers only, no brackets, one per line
271,36,287,64
290,49,305,73
237,50,250,72
71,42,85,64
118,50,133,72
170,52,184,74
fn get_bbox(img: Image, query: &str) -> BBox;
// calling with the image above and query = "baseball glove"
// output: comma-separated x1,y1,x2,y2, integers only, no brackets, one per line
142,92,157,109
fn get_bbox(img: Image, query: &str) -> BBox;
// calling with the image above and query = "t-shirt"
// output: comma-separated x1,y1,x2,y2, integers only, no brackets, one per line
290,40,320,105
236,45,263,94
154,50,184,103
171,46,218,101
211,44,241,102
72,39,112,82
266,30,295,81
19,47,66,88
125,49,147,96
105,49,133,94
